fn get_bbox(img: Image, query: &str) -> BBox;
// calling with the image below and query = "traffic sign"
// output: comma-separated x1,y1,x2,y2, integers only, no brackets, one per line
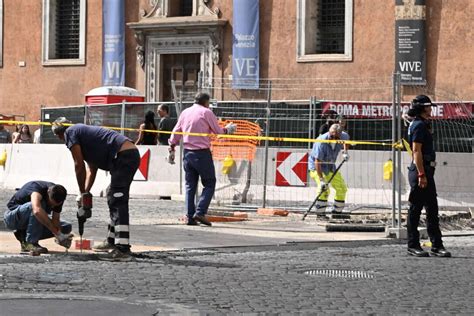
133,148,150,181
275,152,308,186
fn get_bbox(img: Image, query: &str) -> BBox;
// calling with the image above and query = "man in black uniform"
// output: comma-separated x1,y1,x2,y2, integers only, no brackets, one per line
52,118,140,261
406,95,451,257
318,110,339,135
3,181,71,254
157,104,176,145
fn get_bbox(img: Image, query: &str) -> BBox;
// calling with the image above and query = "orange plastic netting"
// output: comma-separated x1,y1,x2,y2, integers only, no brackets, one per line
211,120,261,161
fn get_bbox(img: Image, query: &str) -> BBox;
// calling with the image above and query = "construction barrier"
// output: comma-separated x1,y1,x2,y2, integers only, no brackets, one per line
0,143,472,207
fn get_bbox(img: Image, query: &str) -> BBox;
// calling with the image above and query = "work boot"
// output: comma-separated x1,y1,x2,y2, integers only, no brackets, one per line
328,207,342,214
430,247,451,258
407,247,429,257
98,248,133,262
314,207,326,216
186,218,199,226
193,215,212,227
22,242,48,255
33,243,49,254
20,241,29,253
13,230,26,242
14,230,27,252
93,240,116,252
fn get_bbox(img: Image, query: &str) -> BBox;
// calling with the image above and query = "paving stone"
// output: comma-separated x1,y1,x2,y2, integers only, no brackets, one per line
1,188,473,314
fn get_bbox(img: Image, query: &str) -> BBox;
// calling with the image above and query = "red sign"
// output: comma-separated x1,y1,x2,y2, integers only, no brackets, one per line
133,148,150,181
322,101,472,119
0,115,15,126
275,152,308,186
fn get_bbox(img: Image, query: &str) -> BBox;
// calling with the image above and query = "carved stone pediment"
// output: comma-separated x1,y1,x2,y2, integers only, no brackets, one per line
129,16,226,70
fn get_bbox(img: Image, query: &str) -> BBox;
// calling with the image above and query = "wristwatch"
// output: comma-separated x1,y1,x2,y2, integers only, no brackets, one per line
417,173,425,178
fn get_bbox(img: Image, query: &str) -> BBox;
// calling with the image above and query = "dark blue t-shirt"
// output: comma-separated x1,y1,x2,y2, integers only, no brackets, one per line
408,117,436,162
7,181,62,213
64,124,129,171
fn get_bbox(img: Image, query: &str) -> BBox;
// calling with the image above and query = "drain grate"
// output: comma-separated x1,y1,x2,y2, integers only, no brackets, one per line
302,269,375,279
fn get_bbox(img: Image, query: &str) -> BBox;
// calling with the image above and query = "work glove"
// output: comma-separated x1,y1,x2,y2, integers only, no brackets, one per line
76,192,93,208
342,151,350,162
225,122,237,135
319,179,328,191
55,232,74,249
166,147,176,165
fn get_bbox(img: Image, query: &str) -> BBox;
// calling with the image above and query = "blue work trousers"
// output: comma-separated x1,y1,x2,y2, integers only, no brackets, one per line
183,149,216,219
3,202,71,243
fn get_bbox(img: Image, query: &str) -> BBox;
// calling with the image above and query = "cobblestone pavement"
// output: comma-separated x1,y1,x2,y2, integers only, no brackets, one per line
1,237,473,314
1,190,474,314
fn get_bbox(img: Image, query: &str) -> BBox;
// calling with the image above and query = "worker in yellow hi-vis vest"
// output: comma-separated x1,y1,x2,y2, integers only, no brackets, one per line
308,124,350,214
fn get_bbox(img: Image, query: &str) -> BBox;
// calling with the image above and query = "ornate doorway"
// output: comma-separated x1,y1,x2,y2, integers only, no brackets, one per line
162,53,201,101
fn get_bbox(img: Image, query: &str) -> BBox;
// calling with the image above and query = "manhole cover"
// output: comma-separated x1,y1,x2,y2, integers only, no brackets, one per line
302,269,375,279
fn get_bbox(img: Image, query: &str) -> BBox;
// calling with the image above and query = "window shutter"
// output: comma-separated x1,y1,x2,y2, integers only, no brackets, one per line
316,0,345,54
55,0,81,59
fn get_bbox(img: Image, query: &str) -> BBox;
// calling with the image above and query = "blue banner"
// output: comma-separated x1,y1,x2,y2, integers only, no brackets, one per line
232,0,259,89
102,0,125,86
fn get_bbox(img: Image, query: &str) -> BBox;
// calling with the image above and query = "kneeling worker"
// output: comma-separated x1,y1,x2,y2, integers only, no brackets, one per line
3,181,72,254
308,124,350,214
52,118,140,261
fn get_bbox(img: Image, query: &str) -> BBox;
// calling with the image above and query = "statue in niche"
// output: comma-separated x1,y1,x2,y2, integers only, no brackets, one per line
135,32,145,69
211,44,220,65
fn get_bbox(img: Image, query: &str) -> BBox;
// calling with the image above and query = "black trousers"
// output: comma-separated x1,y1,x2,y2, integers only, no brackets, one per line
406,163,443,249
106,149,140,252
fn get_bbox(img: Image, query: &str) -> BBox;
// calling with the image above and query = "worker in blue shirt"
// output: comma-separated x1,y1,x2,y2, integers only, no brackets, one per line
308,124,350,214
406,95,450,258
52,118,140,261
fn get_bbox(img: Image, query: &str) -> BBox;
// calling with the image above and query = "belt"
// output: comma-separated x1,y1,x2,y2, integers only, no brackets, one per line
184,148,210,152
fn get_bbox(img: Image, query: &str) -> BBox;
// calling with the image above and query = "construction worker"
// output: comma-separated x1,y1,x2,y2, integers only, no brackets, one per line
3,181,72,254
168,92,236,226
406,95,451,257
308,124,350,214
52,118,140,261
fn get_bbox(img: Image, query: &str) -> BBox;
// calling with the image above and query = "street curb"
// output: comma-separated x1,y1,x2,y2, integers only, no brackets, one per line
179,215,247,223
325,223,386,232
257,208,289,217
208,210,249,219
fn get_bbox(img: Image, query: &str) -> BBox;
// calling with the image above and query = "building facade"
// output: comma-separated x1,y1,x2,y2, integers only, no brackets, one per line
0,0,472,120
0,0,140,120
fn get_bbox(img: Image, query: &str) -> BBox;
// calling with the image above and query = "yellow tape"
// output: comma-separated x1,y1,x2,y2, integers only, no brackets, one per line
402,138,413,156
0,119,400,147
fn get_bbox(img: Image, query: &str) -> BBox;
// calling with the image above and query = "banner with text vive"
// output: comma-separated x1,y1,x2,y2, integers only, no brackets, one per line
102,0,125,86
232,0,259,89
395,0,426,85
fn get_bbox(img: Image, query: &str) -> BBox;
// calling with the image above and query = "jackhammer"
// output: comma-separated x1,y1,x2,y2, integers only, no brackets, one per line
77,192,93,252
